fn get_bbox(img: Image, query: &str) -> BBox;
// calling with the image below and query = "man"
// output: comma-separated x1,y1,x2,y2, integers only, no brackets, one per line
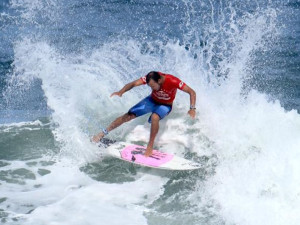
92,71,196,157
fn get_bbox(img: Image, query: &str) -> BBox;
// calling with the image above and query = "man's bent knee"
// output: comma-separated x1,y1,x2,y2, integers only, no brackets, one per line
151,113,160,122
123,113,136,122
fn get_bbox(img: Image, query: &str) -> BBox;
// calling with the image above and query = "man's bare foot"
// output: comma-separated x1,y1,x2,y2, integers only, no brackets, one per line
144,145,153,157
91,132,105,143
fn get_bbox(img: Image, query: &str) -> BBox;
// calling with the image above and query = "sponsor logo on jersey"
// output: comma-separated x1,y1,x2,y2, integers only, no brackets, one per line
153,91,171,100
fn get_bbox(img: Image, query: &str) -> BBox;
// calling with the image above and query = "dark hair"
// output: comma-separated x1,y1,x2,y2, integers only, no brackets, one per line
146,71,161,83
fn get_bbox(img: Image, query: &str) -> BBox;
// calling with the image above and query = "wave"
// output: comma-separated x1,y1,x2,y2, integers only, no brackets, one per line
1,0,300,224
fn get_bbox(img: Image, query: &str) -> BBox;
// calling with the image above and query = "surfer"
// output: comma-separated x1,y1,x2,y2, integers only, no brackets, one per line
92,71,196,157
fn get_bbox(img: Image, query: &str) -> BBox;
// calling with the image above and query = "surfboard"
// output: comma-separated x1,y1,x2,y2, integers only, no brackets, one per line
104,141,201,170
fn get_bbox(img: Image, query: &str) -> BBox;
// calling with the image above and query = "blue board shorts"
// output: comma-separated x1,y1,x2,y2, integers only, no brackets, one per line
128,96,172,123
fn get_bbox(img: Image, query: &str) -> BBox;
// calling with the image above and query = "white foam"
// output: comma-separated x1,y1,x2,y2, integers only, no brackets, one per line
0,119,45,129
8,4,300,225
1,158,167,225
199,89,300,225
23,173,166,225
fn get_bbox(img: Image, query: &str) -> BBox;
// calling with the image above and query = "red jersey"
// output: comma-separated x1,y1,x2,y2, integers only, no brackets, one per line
140,72,186,105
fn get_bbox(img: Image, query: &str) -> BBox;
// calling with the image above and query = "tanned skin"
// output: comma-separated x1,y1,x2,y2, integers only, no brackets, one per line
92,76,196,157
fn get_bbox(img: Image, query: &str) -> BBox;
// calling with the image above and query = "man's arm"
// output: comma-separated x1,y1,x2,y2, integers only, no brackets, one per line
111,78,144,97
181,84,196,118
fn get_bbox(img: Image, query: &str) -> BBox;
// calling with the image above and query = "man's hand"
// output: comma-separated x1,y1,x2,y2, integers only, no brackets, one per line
110,91,123,97
188,109,196,119
144,145,153,157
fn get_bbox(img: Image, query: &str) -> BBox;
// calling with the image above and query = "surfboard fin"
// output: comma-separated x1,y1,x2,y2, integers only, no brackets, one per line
131,155,136,162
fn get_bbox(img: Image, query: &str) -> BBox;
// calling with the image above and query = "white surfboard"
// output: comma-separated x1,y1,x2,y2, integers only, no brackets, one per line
105,142,201,170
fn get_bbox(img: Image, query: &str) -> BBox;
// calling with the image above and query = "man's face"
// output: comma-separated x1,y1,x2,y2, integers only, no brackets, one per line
148,79,161,91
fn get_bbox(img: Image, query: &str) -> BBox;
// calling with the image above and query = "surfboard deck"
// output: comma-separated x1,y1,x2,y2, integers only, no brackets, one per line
104,141,201,170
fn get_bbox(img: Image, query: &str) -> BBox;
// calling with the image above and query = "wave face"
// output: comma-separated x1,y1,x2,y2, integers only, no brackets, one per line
0,0,300,224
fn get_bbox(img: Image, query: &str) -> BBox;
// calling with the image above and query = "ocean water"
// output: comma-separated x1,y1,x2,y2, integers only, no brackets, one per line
0,0,300,224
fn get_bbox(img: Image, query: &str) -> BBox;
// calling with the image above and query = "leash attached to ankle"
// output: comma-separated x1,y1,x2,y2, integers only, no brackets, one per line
102,128,109,135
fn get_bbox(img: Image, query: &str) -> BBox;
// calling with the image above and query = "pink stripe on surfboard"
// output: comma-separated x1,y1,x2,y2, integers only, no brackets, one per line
120,144,173,167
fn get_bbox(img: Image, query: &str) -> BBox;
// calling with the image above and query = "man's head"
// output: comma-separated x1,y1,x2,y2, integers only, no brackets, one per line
146,71,163,91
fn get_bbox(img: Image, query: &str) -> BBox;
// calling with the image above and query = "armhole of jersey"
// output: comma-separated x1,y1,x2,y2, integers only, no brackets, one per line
141,76,147,84
179,81,186,90
172,75,185,90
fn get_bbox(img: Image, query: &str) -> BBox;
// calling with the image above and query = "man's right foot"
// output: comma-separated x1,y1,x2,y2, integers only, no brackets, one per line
91,132,105,143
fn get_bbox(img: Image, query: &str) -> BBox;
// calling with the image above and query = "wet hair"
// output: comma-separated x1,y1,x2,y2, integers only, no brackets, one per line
146,71,161,83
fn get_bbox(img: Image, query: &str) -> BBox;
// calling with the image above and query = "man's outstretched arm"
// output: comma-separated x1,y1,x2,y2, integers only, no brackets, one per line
111,78,144,97
182,84,196,119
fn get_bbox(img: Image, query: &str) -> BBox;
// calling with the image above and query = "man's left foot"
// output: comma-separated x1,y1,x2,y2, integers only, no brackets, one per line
144,146,153,157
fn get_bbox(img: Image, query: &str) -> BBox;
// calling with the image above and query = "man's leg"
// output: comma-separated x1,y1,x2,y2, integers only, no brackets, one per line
92,113,136,142
144,104,172,156
145,113,160,157
92,96,155,143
